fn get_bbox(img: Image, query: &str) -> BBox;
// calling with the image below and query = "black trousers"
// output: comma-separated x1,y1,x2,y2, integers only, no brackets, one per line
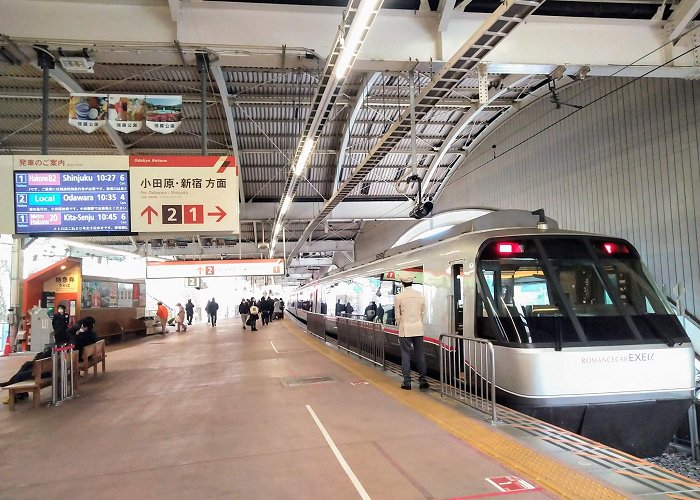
186,312,193,325
210,312,217,326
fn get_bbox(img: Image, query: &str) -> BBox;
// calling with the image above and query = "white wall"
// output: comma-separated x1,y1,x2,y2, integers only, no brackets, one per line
435,76,700,319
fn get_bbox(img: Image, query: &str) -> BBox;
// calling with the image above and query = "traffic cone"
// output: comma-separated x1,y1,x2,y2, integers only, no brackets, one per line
2,334,11,356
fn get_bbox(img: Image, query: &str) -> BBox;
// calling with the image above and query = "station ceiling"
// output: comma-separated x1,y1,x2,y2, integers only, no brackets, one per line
0,0,697,281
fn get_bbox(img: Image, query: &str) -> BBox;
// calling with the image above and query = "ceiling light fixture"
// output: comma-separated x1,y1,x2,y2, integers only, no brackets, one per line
51,238,141,259
334,0,382,79
59,56,95,73
280,195,293,215
293,139,316,176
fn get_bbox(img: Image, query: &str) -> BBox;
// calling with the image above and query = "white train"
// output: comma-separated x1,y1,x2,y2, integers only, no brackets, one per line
287,210,695,457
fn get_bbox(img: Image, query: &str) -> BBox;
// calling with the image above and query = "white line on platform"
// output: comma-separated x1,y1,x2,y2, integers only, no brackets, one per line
270,341,279,353
306,404,371,500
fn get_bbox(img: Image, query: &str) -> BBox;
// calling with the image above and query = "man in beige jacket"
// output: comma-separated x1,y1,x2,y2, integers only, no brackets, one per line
395,273,429,390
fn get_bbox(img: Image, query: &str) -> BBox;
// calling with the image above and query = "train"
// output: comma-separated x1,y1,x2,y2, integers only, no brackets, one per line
286,210,695,457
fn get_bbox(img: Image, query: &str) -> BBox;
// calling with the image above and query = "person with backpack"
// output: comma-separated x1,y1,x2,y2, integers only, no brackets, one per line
248,303,259,331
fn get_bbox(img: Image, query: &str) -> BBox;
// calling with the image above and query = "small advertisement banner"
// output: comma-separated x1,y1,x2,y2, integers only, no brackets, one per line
68,93,107,133
108,95,145,133
144,95,182,134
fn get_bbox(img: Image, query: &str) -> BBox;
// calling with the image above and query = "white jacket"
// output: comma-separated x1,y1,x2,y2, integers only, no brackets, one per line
395,286,425,337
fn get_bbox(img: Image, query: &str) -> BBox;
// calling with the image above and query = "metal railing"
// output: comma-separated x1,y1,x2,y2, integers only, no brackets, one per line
336,317,385,368
306,312,327,341
439,334,497,422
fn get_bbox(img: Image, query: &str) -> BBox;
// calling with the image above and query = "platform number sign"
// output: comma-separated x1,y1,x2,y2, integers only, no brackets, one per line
186,277,201,288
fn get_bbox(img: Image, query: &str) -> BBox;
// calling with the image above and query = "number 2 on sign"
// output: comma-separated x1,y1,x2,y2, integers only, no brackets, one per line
162,205,182,224
184,205,204,224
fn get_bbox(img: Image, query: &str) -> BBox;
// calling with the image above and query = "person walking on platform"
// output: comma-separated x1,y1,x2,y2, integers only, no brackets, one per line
273,298,282,320
239,299,250,330
185,299,194,325
157,301,168,334
376,303,384,323
248,303,259,331
395,273,428,391
175,303,187,332
345,302,354,318
208,298,219,327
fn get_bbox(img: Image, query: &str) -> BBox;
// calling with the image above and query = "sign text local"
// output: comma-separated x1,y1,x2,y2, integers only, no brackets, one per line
147,259,285,279
130,156,239,232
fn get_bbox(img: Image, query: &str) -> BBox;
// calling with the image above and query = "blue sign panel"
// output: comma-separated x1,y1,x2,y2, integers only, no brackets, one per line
14,171,130,234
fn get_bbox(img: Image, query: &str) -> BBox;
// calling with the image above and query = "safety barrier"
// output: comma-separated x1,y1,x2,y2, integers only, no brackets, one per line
52,345,77,406
336,317,385,368
439,334,497,422
306,312,327,341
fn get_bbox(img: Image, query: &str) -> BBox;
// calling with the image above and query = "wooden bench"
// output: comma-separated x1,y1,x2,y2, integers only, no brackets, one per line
3,352,79,410
78,340,106,377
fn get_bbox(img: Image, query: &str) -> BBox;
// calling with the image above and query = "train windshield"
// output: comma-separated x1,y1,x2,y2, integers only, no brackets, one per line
476,237,689,347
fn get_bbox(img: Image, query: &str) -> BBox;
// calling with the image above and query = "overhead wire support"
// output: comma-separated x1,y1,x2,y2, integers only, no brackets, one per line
285,0,546,267
269,0,385,255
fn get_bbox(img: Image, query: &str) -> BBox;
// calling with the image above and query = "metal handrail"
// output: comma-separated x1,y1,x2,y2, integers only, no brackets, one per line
439,334,497,423
336,317,385,368
306,312,327,341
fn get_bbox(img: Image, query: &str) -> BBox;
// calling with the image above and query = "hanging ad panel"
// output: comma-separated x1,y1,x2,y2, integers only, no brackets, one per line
146,259,284,279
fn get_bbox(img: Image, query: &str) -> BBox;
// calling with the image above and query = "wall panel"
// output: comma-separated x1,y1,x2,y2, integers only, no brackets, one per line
435,77,700,319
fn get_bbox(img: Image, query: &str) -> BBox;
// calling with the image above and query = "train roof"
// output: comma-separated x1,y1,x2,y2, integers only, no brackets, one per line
323,210,557,278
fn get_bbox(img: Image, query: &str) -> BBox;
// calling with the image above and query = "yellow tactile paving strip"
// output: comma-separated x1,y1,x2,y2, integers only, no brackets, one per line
288,321,626,499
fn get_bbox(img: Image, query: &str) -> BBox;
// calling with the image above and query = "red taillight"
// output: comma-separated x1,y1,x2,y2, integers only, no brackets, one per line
601,242,629,255
495,242,523,255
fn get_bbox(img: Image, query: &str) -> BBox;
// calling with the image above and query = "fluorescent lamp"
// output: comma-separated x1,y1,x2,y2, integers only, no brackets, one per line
335,0,380,79
52,238,141,259
59,56,95,74
280,195,293,215
293,140,316,176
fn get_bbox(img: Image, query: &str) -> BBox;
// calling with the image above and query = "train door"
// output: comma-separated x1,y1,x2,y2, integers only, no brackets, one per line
450,263,464,336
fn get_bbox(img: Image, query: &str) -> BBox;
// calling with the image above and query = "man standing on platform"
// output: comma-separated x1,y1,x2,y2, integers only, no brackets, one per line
185,299,194,325
239,299,250,329
395,273,429,391
209,298,219,327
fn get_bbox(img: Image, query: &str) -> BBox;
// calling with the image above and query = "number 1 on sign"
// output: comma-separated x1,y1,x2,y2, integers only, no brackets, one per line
184,205,204,224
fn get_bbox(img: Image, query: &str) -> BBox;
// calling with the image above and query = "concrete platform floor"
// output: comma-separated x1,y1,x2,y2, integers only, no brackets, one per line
0,317,561,499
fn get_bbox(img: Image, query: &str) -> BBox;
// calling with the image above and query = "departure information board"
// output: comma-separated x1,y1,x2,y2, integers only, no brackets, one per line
14,170,130,234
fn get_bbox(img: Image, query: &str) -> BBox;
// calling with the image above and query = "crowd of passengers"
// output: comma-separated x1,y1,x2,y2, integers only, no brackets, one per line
238,296,284,331
297,299,395,325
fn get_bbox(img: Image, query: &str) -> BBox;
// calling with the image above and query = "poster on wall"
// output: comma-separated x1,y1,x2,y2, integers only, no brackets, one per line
108,95,145,133
144,95,182,134
81,280,119,308
68,94,108,133
117,283,133,307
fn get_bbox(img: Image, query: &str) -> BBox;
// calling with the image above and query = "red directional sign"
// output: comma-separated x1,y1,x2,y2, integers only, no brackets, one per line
130,155,238,232
485,476,538,493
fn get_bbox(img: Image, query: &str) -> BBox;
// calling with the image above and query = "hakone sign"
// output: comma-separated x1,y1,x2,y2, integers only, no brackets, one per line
0,155,240,236
146,259,284,279
14,170,130,235
129,156,239,233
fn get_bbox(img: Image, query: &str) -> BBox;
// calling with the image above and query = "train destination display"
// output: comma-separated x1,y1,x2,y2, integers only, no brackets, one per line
14,170,130,234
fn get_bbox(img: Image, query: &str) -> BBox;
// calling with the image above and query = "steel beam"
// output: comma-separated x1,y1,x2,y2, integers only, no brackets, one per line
421,73,532,195
285,0,545,266
666,0,700,41
335,71,380,195
210,61,245,203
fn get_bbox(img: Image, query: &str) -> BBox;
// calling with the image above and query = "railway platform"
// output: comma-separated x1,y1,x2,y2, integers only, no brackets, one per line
0,317,698,499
